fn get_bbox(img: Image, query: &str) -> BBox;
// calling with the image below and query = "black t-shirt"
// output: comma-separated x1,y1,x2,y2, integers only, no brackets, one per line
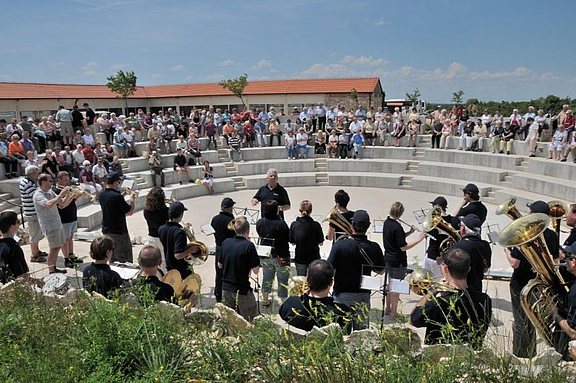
173,154,187,168
382,217,407,266
82,263,123,298
564,228,576,247
327,234,385,294
329,210,354,240
211,211,235,247
0,238,28,282
253,183,290,220
456,201,488,225
410,288,492,350
256,217,290,259
132,275,175,303
53,185,77,223
85,108,96,125
219,235,260,294
72,109,84,128
453,235,492,292
143,207,169,237
289,216,324,264
99,188,131,234
279,294,351,332
510,228,559,289
158,222,190,278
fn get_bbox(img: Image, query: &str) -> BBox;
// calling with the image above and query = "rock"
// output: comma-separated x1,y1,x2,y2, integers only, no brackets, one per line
214,303,253,333
307,323,343,341
345,328,380,353
421,343,474,363
380,325,422,352
61,288,90,305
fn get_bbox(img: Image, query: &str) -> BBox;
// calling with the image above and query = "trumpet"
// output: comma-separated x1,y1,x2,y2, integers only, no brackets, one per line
67,186,97,202
121,187,139,198
397,217,437,241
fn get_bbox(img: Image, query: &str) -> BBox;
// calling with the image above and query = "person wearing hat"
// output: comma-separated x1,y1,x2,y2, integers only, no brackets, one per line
19,165,49,263
452,214,491,292
79,160,101,194
328,209,386,329
218,216,261,321
410,247,492,350
454,183,487,225
99,172,136,263
158,201,195,279
382,201,427,316
506,200,559,358
211,197,236,302
425,196,458,279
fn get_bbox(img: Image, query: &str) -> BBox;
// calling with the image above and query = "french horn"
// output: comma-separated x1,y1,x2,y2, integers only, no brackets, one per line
407,267,457,298
323,206,352,237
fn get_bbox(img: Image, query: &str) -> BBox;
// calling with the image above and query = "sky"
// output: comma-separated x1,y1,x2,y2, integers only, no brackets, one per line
1,0,575,103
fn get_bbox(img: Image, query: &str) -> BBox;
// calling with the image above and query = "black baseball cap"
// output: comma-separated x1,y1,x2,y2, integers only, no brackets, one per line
461,214,482,231
169,201,188,218
352,209,370,224
562,243,576,259
430,196,448,210
462,183,479,194
106,172,122,184
527,200,550,215
221,197,236,209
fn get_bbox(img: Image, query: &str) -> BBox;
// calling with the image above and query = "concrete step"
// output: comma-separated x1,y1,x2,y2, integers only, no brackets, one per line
399,176,413,189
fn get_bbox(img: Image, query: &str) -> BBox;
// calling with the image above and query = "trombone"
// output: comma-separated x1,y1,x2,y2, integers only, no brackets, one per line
397,217,437,241
121,186,139,198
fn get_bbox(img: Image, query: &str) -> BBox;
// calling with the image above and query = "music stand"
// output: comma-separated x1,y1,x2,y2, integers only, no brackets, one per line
484,223,501,244
251,236,275,313
413,208,430,225
359,263,389,331
373,219,384,234
234,206,260,224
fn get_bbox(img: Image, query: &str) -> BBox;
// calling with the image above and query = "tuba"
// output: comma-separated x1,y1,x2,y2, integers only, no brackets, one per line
407,268,458,298
182,223,208,265
498,213,569,349
422,207,461,256
495,197,522,220
548,200,568,236
323,206,352,237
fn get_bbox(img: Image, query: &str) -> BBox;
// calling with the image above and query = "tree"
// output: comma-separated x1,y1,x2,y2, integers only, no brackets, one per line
106,70,137,114
452,90,464,105
405,88,421,107
219,73,249,107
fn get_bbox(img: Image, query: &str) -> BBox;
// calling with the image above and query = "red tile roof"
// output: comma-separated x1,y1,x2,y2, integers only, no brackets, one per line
0,78,381,100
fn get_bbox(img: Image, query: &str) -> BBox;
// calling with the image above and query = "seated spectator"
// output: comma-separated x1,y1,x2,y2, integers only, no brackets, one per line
81,127,95,147
124,127,136,157
468,121,488,152
279,260,351,332
148,150,165,188
269,119,282,146
143,137,158,158
113,127,129,157
22,150,37,170
549,124,567,160
201,160,214,194
108,156,123,177
500,122,515,155
40,149,59,179
132,245,175,303
327,130,338,158
173,148,193,184
489,120,503,153
103,142,115,163
175,135,187,152
8,134,26,159
315,129,326,154
80,161,102,194
73,130,84,146
92,157,109,187
285,129,296,160
82,236,123,298
0,139,19,178
0,211,29,283
296,127,309,159
82,143,96,164
227,130,243,162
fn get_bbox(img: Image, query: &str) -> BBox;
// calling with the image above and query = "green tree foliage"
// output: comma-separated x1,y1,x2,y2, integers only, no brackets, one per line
406,88,421,106
452,90,465,105
219,73,249,107
106,70,137,113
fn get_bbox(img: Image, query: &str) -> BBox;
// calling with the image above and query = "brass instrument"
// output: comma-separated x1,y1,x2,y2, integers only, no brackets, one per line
183,223,196,242
422,207,461,255
182,223,208,265
68,186,97,202
288,276,308,296
323,206,352,236
227,218,236,231
121,187,139,198
548,200,568,236
498,213,569,348
161,270,202,308
495,197,522,220
407,267,458,297
397,217,437,241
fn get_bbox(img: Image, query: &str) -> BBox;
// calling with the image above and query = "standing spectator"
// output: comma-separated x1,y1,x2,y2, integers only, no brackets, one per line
33,173,73,274
99,172,136,263
289,200,324,276
71,105,85,136
227,130,243,162
83,103,97,136
284,130,296,160
56,105,73,146
148,150,165,187
204,118,218,150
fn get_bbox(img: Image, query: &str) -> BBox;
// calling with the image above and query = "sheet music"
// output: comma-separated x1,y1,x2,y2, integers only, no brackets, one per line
121,179,135,190
164,189,173,200
201,223,215,235
110,264,140,280
389,278,410,294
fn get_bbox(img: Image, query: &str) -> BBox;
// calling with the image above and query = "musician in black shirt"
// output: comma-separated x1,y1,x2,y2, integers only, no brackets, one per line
82,236,123,298
454,183,487,226
251,168,291,220
211,197,236,302
452,214,491,292
326,189,354,241
425,196,457,279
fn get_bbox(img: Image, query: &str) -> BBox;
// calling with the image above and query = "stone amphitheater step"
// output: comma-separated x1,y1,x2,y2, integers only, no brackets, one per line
399,176,413,189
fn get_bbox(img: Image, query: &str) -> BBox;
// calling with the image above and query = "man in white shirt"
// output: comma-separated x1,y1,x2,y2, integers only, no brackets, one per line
296,127,309,159
56,105,73,146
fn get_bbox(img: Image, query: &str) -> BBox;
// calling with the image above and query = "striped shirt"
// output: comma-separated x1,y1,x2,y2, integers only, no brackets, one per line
19,177,38,217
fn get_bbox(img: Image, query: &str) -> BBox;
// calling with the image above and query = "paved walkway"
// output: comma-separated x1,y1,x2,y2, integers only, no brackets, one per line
24,185,564,355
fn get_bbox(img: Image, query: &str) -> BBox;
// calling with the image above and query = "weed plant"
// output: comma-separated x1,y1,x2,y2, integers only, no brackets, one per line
0,283,573,383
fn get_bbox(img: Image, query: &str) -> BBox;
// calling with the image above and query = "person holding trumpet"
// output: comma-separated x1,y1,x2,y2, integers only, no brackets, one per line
382,201,426,317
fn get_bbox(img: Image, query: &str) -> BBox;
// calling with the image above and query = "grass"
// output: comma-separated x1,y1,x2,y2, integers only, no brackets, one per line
0,282,574,383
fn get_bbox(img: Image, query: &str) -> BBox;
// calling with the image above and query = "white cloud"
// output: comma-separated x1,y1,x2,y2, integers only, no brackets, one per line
299,63,358,77
340,55,388,67
252,59,273,71
81,61,99,77
150,73,163,79
373,18,386,26
169,64,186,72
111,63,129,70
217,59,236,67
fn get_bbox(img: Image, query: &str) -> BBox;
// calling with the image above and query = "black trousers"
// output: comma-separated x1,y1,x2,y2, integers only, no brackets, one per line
214,246,223,302
510,281,536,358
0,156,19,174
